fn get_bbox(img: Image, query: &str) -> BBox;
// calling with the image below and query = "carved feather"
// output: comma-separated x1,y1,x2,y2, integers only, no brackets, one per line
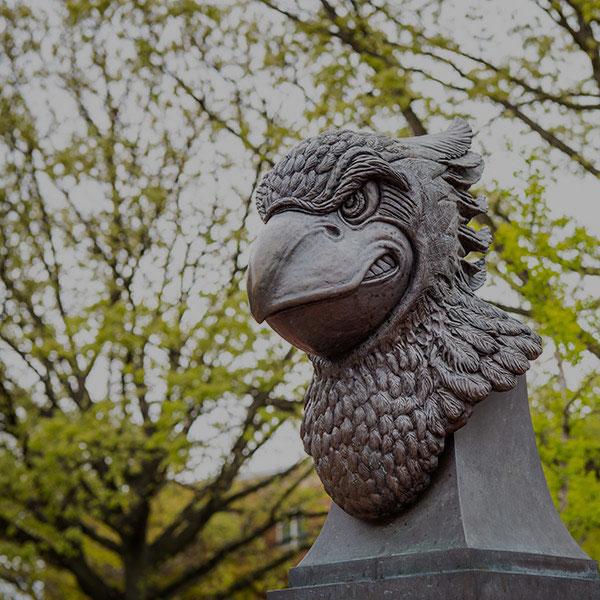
453,324,499,355
480,357,517,391
401,118,474,160
442,163,484,188
423,397,447,436
493,348,530,375
495,318,530,336
461,257,487,291
445,151,482,169
449,306,494,332
437,332,480,373
454,191,488,219
506,332,543,360
436,389,470,423
434,357,492,401
458,224,492,253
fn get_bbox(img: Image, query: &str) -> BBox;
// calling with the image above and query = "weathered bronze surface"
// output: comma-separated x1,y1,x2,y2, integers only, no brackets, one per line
247,120,543,520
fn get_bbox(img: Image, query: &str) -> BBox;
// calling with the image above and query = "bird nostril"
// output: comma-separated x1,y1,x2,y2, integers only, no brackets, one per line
323,224,342,239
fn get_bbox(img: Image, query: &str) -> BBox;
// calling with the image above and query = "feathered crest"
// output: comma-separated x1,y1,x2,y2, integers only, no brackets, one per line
391,119,490,292
255,119,491,292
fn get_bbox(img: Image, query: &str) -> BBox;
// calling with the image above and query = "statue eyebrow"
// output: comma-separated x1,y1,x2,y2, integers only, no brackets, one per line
332,154,410,204
261,152,412,222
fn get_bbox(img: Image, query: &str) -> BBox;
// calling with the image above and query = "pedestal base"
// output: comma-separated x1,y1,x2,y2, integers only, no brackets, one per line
269,376,600,599
270,568,599,600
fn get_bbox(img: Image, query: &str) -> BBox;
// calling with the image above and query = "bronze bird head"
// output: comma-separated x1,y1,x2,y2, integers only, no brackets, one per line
247,120,542,520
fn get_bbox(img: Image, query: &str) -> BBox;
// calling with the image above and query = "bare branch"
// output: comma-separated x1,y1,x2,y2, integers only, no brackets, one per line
208,545,309,600
152,508,318,599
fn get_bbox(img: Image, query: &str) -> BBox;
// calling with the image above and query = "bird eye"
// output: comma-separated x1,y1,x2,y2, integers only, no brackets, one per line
340,181,380,224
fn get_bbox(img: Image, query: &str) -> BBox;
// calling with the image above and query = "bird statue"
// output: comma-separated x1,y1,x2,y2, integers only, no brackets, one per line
246,119,542,520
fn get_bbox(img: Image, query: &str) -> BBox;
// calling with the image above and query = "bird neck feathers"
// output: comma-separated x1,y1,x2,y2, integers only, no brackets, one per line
303,277,541,519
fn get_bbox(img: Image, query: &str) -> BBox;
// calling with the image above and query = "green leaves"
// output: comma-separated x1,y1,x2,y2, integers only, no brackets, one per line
532,372,600,556
0,1,315,596
0,0,598,596
483,163,600,556
490,165,599,362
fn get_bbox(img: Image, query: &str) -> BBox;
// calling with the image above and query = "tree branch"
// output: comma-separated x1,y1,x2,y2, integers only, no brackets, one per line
209,544,309,600
499,99,600,177
152,509,316,599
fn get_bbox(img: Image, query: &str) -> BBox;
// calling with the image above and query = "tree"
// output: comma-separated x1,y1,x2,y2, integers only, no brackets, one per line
257,0,599,175
1,1,599,598
0,2,326,598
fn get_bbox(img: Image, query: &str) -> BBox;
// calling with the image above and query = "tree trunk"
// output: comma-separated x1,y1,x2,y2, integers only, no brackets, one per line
123,500,150,600
124,550,148,600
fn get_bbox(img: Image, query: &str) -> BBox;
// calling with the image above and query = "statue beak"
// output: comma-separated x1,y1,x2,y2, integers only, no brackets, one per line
246,210,413,358
247,210,372,324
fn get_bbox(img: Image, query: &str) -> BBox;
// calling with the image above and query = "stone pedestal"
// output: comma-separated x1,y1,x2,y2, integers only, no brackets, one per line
269,376,600,599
